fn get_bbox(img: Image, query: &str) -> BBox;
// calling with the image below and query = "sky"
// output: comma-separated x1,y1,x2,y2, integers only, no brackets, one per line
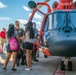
0,0,76,31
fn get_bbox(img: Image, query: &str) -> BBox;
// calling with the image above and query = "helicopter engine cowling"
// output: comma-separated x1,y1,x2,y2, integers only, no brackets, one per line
59,0,73,3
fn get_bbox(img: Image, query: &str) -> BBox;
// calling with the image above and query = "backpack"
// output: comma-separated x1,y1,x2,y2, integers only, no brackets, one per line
10,37,18,51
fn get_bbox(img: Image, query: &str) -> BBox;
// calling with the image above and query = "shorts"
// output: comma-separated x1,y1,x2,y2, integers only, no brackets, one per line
1,38,6,46
7,44,18,53
22,43,26,48
26,42,33,50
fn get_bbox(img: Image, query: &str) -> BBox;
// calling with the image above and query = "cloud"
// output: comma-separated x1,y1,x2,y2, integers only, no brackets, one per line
23,6,30,11
36,21,41,25
0,2,7,9
17,19,28,24
29,13,42,19
32,20,41,25
17,19,41,30
32,20,41,30
0,17,11,20
18,19,41,25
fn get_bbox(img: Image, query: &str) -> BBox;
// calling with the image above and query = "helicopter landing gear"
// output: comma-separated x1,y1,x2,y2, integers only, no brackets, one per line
68,61,72,71
60,61,65,70
60,57,72,71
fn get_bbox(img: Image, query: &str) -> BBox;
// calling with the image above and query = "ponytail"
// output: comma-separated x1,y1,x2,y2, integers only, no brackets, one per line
25,21,34,39
7,23,14,38
29,27,34,39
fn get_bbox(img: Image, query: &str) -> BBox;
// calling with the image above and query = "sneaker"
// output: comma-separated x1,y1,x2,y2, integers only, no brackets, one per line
30,67,32,70
25,68,31,71
17,64,19,66
16,59,20,66
44,55,47,58
11,68,17,71
3,68,6,70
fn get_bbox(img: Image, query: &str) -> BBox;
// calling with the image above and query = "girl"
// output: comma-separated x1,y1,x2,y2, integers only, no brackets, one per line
3,23,19,71
23,21,34,71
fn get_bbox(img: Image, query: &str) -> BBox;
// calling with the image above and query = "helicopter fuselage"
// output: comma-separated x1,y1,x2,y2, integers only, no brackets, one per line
45,10,76,57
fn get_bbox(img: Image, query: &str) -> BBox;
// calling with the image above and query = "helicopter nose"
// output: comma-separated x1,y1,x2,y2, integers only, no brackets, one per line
47,35,76,56
53,40,76,51
49,36,76,50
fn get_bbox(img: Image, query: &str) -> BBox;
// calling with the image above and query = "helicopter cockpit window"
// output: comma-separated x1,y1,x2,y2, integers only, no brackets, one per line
48,11,76,30
48,14,52,29
69,13,76,29
44,17,49,31
48,12,66,29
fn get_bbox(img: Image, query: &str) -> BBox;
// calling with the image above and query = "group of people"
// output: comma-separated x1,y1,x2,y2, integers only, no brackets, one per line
0,20,39,71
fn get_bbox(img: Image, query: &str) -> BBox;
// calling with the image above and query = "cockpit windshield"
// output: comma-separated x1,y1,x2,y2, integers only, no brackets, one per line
48,10,76,30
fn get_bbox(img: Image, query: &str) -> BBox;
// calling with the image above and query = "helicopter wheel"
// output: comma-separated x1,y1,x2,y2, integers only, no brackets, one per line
68,61,72,71
60,61,65,71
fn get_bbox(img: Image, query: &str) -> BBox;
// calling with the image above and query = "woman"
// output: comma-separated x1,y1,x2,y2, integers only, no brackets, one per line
23,21,34,71
3,23,19,71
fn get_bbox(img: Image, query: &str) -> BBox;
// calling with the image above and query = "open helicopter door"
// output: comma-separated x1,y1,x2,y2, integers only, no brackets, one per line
28,0,51,56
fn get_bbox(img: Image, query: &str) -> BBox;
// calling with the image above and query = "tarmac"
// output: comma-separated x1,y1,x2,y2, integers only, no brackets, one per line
0,50,76,75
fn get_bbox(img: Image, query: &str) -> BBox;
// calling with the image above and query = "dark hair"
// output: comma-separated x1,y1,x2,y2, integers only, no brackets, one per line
29,26,34,39
15,20,20,23
7,23,15,38
26,21,34,39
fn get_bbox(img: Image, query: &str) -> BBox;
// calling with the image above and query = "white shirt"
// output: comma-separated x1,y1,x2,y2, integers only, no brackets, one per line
25,31,34,43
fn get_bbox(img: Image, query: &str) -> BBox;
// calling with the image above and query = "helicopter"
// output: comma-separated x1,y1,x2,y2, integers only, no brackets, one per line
27,0,76,71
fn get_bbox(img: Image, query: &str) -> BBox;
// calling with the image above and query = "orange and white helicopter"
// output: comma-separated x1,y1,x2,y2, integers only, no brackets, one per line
27,0,76,71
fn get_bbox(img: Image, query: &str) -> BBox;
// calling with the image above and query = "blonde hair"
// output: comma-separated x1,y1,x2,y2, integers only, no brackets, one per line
15,20,20,24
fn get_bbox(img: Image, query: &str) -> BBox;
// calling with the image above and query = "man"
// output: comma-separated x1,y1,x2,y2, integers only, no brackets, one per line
15,20,25,66
32,22,39,62
0,27,6,49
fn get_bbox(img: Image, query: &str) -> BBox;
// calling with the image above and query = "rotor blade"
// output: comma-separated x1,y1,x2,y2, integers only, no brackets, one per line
37,0,50,9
